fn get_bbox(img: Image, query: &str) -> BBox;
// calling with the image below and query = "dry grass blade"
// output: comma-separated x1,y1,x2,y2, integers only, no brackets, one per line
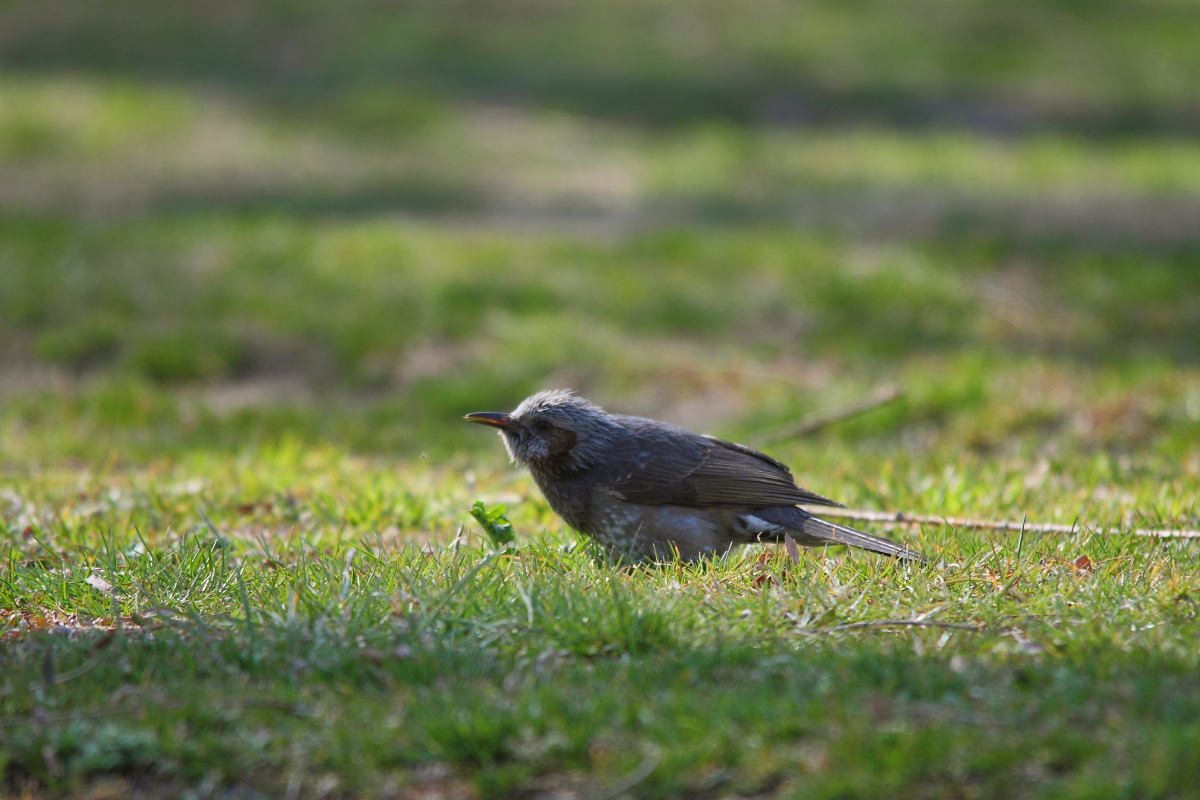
589,750,660,800
783,534,802,564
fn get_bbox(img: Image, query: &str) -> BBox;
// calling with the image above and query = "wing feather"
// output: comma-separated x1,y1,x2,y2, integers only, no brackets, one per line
603,421,843,509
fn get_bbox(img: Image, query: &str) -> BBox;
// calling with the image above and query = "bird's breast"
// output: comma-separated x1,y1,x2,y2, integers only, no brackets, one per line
530,468,736,561
586,489,734,560
529,467,594,532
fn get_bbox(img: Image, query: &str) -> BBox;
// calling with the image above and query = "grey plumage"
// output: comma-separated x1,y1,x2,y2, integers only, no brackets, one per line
465,390,925,563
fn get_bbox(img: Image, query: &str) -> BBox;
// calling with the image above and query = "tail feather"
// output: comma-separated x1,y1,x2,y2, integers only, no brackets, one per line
800,515,927,562
751,506,927,562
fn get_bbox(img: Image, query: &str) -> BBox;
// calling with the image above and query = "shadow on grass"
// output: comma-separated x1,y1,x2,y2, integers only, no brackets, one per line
3,0,1200,137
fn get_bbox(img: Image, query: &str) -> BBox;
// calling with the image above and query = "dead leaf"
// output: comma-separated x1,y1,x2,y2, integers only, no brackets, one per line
753,552,773,587
85,574,114,594
1072,554,1094,571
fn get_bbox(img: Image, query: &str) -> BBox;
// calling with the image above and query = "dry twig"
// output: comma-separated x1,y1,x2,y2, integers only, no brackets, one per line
822,619,983,633
747,385,904,446
814,508,1200,539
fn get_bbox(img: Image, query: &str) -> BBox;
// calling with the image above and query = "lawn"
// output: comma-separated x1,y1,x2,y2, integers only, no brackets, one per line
2,1,1200,797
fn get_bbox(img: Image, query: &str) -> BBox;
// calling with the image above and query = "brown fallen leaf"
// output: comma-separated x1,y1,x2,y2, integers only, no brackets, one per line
1072,554,1094,572
754,552,773,587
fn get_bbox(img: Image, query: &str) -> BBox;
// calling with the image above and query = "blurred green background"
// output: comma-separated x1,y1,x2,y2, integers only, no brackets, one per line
1,0,1199,470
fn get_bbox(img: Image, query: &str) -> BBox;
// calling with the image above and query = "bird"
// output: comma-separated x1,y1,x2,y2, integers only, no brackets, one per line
465,390,925,563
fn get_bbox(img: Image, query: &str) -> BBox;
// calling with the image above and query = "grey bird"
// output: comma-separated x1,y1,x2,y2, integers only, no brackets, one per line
465,390,925,563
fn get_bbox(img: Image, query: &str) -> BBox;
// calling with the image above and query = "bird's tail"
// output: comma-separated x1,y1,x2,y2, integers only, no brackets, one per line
800,514,927,562
750,506,926,562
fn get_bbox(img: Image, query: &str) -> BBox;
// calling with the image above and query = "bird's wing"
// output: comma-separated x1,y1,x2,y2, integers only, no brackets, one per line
602,421,843,509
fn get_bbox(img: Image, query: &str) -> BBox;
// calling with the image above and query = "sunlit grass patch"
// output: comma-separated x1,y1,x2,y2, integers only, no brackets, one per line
0,77,194,159
647,125,1200,199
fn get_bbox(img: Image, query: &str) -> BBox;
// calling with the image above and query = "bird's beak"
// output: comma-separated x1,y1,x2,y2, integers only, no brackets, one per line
464,411,513,429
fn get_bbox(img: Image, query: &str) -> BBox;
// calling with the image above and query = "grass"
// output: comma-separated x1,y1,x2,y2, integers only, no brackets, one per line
4,464,1200,797
3,0,1200,796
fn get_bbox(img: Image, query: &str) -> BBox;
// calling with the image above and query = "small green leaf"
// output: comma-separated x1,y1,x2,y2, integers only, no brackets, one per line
470,500,515,549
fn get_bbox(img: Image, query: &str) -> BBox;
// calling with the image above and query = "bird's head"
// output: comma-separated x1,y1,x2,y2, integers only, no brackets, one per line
464,389,618,474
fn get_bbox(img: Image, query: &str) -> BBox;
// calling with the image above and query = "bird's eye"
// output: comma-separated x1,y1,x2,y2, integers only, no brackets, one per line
534,420,553,432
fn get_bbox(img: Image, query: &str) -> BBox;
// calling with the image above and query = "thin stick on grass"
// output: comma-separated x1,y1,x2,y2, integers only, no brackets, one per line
747,385,904,446
823,619,983,633
813,508,1200,539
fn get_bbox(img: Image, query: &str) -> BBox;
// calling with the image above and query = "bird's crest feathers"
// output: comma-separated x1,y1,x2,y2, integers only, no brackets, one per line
513,389,601,418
